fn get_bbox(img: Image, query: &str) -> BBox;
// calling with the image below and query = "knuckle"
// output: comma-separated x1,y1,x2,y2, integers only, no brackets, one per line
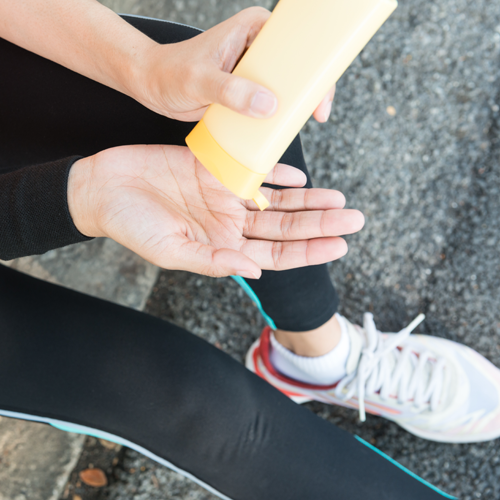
201,261,222,278
270,189,284,209
217,74,237,106
212,269,228,278
243,213,257,236
235,7,271,41
305,241,312,266
279,213,294,239
304,189,312,208
319,211,327,237
203,267,220,278
240,6,271,20
271,241,284,269
207,250,231,278
251,6,272,19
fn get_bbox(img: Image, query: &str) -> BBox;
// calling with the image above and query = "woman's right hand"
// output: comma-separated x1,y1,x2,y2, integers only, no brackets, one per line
0,2,334,124
132,7,336,123
67,144,364,279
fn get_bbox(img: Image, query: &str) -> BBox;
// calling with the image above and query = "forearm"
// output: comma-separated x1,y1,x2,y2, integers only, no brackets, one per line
0,0,157,101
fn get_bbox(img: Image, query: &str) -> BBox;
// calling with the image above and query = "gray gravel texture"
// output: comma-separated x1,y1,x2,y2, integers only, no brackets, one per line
97,0,500,499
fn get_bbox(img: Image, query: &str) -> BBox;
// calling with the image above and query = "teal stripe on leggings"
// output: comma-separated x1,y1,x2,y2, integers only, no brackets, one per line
231,276,277,330
354,436,457,499
51,422,123,444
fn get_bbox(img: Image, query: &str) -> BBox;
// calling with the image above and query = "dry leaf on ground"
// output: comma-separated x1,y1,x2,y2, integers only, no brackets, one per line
79,468,108,487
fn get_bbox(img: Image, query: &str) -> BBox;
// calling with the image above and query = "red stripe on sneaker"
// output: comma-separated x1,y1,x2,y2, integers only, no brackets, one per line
255,328,403,416
253,342,266,379
258,327,340,391
252,343,322,398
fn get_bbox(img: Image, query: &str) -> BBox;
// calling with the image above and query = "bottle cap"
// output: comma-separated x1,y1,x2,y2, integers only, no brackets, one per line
186,119,270,210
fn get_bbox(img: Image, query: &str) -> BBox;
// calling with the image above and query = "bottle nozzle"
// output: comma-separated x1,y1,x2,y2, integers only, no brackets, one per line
253,191,270,211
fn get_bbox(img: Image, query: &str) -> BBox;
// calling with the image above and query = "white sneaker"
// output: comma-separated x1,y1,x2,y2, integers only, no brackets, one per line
246,313,500,443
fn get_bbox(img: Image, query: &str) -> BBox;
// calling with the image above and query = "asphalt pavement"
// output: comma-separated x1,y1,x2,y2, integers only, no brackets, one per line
94,1,500,499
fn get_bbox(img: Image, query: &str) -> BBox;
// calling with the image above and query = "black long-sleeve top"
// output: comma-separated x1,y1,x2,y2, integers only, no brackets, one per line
0,156,89,260
0,16,200,261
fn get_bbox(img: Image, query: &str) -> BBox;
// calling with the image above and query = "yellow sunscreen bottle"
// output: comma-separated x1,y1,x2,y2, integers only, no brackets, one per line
186,0,397,210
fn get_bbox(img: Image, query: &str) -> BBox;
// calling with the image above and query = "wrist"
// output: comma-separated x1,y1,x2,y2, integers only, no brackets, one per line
84,9,161,107
67,157,105,238
120,40,166,112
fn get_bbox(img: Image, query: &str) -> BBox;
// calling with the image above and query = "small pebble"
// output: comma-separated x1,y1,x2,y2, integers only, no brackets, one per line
386,106,397,116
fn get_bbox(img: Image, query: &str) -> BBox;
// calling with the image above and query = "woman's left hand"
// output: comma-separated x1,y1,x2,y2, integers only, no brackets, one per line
68,144,362,279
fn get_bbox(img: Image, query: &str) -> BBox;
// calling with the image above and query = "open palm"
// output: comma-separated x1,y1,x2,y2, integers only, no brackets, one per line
71,144,363,279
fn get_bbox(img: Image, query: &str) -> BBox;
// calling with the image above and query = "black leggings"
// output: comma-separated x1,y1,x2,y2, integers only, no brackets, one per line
0,15,450,500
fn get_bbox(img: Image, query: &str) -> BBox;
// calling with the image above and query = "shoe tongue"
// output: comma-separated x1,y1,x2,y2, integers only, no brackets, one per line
343,317,436,403
342,318,365,375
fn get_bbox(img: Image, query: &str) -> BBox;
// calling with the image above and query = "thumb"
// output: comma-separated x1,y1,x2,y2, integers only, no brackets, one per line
204,70,278,119
165,236,262,279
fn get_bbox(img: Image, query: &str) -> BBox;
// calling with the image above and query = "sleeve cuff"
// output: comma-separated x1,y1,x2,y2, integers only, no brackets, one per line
0,156,94,261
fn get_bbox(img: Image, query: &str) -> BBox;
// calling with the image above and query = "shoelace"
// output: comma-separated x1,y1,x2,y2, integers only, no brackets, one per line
334,313,447,422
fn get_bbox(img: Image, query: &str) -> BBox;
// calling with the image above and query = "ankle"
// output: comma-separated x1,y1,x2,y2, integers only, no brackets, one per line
274,314,343,357
269,315,350,385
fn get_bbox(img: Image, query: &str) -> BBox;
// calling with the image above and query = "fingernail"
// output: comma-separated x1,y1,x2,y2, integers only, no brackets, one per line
324,101,332,122
251,91,277,117
236,270,261,280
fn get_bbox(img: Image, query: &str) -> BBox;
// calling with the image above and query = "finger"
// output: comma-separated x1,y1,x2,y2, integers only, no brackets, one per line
235,6,272,46
243,188,347,212
243,208,365,241
313,85,336,123
203,70,278,118
240,237,348,271
162,235,262,279
263,163,307,187
197,6,274,118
